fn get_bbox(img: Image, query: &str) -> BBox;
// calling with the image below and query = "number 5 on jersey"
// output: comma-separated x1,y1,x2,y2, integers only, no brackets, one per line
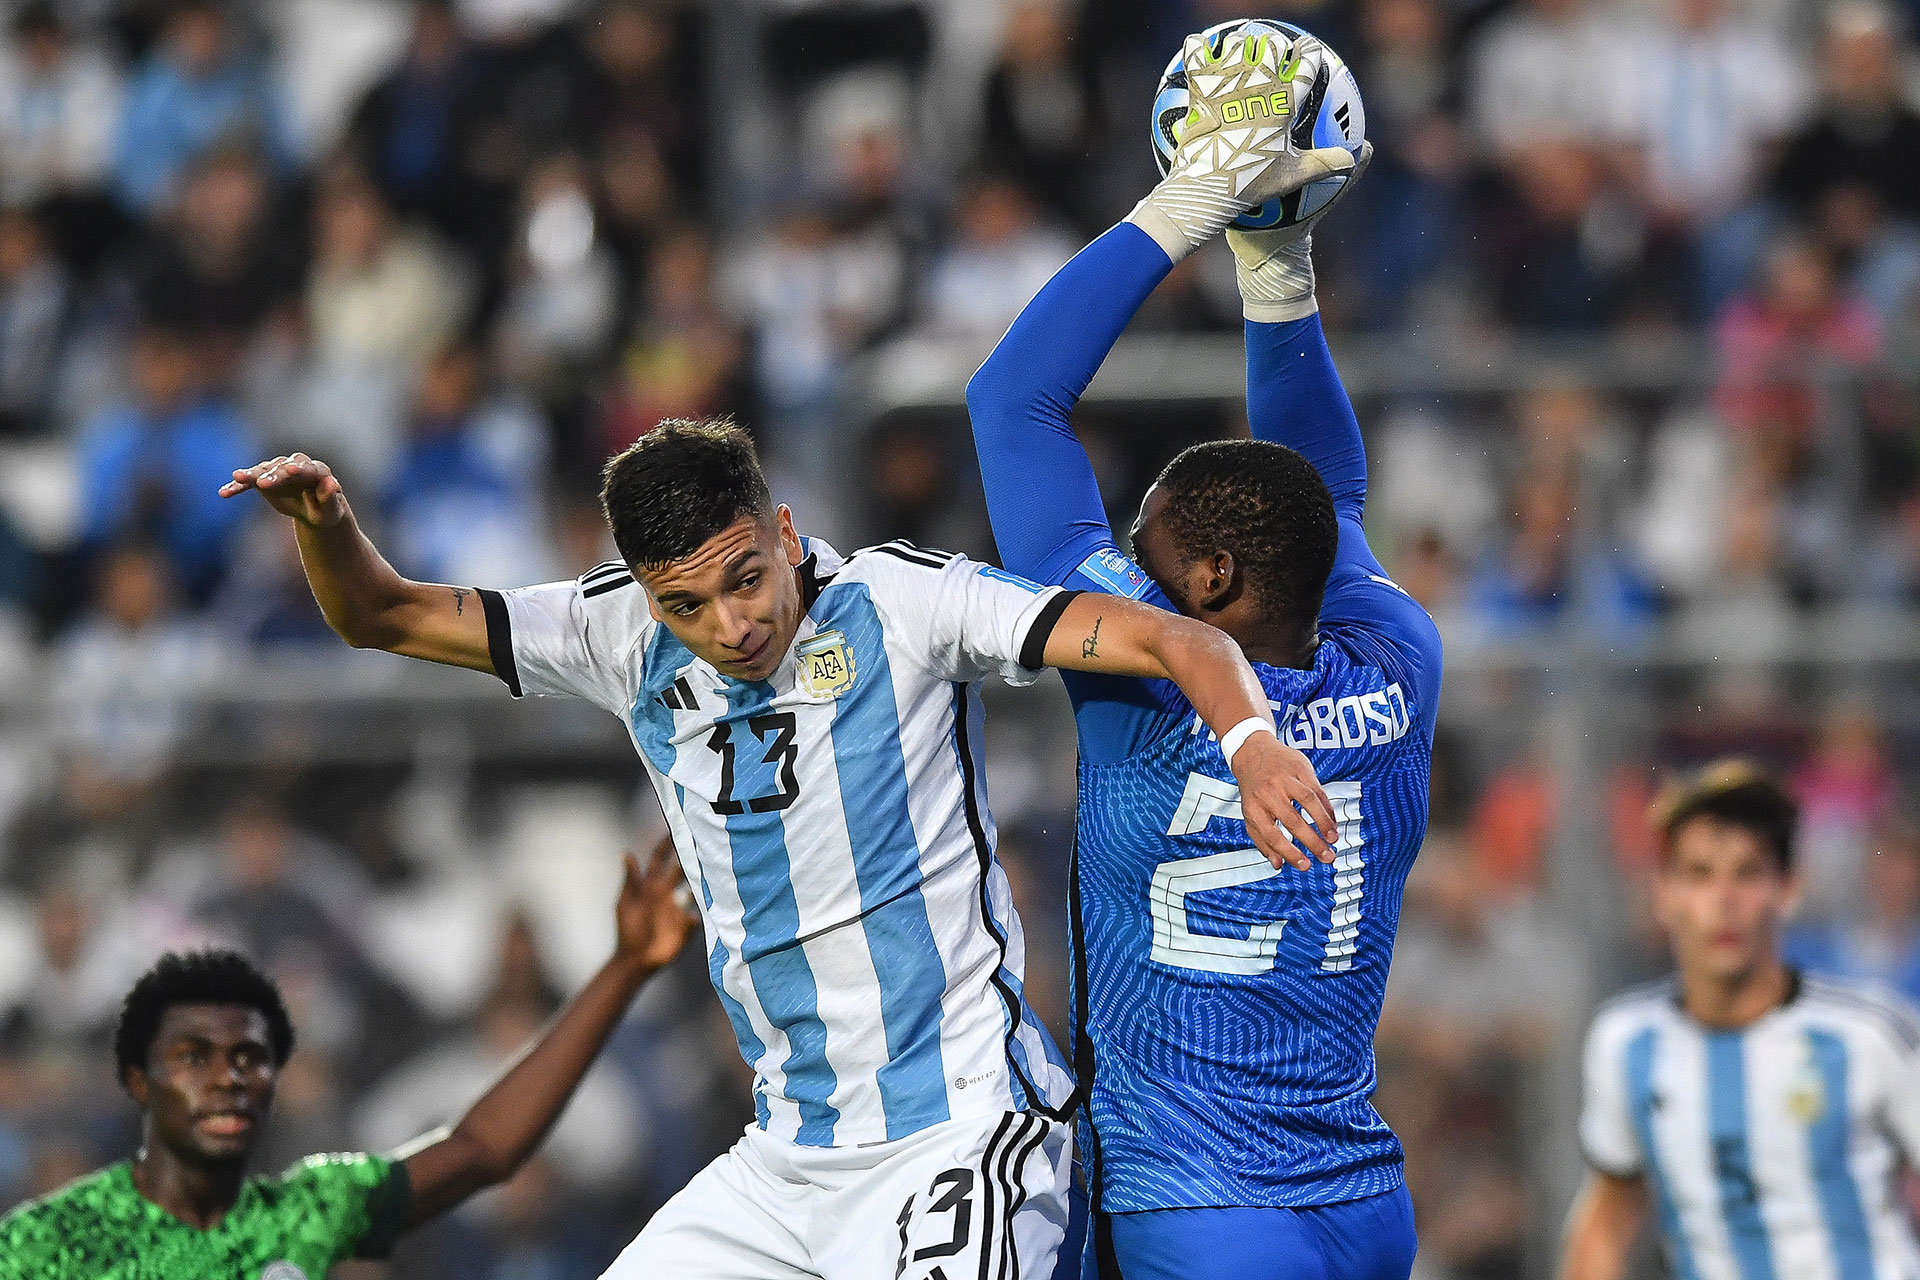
1151,779,1364,975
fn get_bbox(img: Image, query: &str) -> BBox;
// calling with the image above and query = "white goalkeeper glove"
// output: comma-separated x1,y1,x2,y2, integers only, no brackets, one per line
1227,138,1373,322
1126,27,1359,265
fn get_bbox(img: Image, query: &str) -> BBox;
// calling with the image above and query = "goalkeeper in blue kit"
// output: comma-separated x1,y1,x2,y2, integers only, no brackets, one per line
968,27,1439,1280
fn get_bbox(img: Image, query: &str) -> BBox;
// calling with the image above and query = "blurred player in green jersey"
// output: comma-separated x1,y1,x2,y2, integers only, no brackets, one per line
0,844,695,1280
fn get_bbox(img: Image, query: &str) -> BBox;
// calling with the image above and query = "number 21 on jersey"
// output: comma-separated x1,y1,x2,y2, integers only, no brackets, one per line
1150,778,1364,975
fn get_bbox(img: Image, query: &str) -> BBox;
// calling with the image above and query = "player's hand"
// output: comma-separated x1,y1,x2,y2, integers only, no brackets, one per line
1229,734,1339,871
612,837,698,972
218,453,348,528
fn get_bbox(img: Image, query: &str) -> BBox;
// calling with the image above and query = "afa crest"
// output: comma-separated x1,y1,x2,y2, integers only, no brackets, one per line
1786,1047,1827,1125
798,630,856,698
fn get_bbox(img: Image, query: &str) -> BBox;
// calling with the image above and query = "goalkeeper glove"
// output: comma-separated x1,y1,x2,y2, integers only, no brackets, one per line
1127,27,1359,264
1227,138,1373,322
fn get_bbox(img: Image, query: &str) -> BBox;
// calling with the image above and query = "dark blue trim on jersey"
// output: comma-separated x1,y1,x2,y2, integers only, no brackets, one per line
1805,1030,1876,1280
478,588,520,697
821,584,952,1139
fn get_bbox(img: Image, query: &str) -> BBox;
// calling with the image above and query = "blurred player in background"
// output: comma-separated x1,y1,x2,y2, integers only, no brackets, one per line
1560,762,1920,1280
0,847,695,1280
218,404,1335,1278
968,26,1434,1280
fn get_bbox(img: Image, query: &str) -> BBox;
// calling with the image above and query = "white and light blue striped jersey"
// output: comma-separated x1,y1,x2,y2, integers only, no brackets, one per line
1580,974,1920,1280
479,538,1077,1147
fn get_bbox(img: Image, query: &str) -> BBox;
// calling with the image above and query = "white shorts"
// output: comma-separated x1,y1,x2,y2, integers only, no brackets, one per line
603,1110,1073,1280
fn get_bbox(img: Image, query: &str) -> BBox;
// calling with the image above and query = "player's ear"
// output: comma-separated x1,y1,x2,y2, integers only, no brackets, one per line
124,1066,151,1105
774,505,803,566
1777,869,1805,921
1198,550,1236,610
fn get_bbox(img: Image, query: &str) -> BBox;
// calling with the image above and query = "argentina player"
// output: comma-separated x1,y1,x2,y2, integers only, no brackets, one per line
1560,763,1920,1280
966,26,1434,1280
218,413,1337,1279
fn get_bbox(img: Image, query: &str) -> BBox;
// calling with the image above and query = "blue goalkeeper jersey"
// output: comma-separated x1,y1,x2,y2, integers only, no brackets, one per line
967,223,1443,1212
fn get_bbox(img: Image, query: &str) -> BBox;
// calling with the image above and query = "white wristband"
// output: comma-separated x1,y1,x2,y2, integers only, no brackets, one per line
1219,717,1276,766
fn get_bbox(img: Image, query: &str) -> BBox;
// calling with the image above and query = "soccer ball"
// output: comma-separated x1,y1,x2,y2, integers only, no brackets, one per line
1150,18,1367,231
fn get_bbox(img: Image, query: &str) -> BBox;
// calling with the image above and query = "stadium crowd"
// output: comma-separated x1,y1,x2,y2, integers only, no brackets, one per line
0,0,1918,1275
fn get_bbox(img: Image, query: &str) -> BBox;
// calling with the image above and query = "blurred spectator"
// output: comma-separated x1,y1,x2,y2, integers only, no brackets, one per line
1791,703,1896,920
1771,2,1920,222
594,126,676,333
978,0,1099,229
1468,0,1610,157
0,205,72,436
381,343,552,588
345,0,490,244
110,0,297,215
1381,834,1562,1071
919,174,1074,343
1790,825,1920,1003
600,226,745,460
1770,2,1920,321
308,162,467,373
1462,386,1655,636
493,152,621,391
1716,233,1878,438
0,2,121,209
51,544,215,808
571,0,700,198
131,143,305,358
1468,0,1638,327
357,979,646,1194
74,326,258,600
1609,0,1809,312
1334,0,1464,327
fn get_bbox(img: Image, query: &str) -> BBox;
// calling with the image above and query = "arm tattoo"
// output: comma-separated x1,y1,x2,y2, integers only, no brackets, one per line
1082,616,1102,660
451,587,470,616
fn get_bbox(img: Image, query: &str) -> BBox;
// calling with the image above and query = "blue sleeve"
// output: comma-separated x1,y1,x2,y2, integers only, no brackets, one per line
1246,314,1443,727
966,222,1194,763
967,222,1174,592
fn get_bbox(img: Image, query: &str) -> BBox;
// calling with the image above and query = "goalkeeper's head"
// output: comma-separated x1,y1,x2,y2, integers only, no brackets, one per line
601,418,808,683
1129,439,1337,665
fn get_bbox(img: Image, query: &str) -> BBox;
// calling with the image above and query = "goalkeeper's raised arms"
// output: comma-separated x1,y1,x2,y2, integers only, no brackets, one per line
220,454,493,672
1126,28,1360,263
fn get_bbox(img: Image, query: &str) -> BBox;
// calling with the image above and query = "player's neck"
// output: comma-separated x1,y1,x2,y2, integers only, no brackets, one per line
1678,955,1795,1030
132,1147,246,1230
1235,624,1317,670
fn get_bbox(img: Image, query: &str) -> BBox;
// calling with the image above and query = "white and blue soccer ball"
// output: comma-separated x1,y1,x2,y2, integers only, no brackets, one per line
1150,18,1367,231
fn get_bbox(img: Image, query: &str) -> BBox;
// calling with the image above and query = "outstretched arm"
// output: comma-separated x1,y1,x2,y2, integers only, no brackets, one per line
969,25,1357,589
220,454,491,669
395,841,695,1226
966,222,1175,588
1042,591,1335,869
1245,312,1368,521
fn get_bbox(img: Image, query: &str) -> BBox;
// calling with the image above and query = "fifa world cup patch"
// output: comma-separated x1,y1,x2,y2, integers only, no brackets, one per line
260,1265,309,1280
1077,547,1154,600
797,630,857,698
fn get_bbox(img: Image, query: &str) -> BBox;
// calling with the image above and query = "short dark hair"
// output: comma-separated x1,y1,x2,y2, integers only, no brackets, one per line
1653,759,1799,874
114,950,295,1085
601,418,773,568
1153,439,1337,630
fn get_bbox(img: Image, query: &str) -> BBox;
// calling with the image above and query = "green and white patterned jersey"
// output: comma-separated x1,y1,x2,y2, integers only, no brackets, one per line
0,1152,409,1280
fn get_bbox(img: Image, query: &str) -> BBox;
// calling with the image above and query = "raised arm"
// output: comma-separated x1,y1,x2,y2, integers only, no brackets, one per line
220,453,491,670
969,26,1357,589
1041,591,1335,869
395,841,695,1226
966,222,1172,587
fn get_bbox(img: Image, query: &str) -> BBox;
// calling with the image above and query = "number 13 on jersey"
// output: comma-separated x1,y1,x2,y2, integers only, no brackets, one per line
1150,778,1364,975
